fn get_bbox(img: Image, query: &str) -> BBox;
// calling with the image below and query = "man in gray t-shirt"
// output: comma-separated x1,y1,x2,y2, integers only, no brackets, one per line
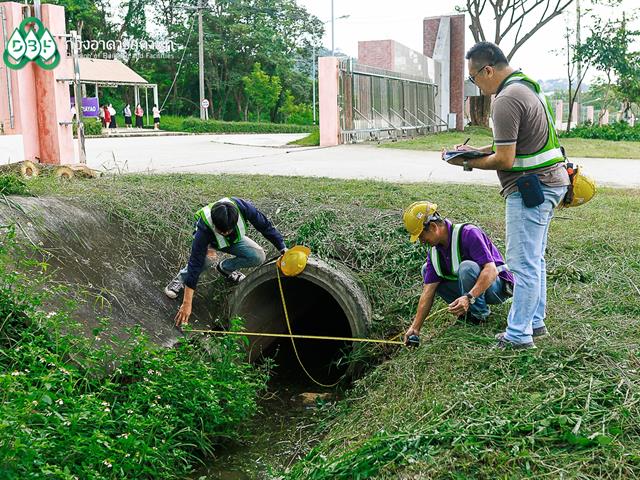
444,42,569,350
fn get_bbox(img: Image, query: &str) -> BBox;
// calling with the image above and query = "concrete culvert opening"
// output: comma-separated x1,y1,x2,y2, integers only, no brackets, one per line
227,257,372,385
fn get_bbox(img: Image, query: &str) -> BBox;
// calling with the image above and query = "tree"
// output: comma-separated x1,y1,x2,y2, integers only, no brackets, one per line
242,63,282,122
460,0,575,126
575,15,640,122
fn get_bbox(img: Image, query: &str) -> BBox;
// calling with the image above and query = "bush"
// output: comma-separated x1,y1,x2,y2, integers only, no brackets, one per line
161,116,314,134
73,119,103,136
0,228,268,479
560,121,640,141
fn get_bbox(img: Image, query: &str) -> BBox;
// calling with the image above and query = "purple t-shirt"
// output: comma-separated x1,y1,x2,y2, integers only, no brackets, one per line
423,221,515,285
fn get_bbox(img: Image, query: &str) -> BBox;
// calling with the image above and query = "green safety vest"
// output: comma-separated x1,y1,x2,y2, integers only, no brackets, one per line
194,197,248,249
495,72,565,172
430,223,467,281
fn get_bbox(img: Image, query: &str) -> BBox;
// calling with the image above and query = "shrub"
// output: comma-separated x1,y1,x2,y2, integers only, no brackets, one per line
0,228,268,479
73,119,103,136
161,116,314,134
560,121,640,141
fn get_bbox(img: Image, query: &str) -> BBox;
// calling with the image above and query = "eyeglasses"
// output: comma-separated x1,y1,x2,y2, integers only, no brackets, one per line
468,64,493,85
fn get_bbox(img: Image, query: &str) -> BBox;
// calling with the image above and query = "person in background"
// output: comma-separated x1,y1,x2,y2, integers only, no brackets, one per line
108,104,117,129
135,104,144,128
99,104,107,128
123,103,132,129
152,104,161,130
103,105,111,133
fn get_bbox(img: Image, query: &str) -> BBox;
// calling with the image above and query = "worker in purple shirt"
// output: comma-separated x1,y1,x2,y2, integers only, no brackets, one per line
166,197,287,327
402,201,514,345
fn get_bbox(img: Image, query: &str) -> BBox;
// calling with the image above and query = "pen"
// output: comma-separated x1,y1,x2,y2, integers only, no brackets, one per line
463,137,470,145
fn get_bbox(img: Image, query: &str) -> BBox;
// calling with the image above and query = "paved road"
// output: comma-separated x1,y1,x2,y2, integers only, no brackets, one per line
82,133,640,188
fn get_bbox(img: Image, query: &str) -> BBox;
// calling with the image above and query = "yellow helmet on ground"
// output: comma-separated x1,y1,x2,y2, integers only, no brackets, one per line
277,245,311,276
402,201,438,242
566,170,596,207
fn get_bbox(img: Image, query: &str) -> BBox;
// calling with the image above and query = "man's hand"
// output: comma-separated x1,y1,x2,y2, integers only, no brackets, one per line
174,301,192,328
454,144,477,151
403,326,421,345
448,296,470,316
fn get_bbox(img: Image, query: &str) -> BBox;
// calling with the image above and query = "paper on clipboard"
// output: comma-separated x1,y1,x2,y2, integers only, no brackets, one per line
442,149,492,163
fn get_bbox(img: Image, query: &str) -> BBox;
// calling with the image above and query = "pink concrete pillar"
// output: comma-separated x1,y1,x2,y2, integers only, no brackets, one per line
34,4,74,164
0,2,40,159
319,57,339,147
571,102,579,125
555,100,563,126
586,106,594,124
600,110,609,125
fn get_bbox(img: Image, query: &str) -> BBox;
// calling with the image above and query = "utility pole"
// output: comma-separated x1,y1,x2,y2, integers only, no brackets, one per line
198,0,206,120
70,30,86,164
312,45,316,124
331,0,335,55
575,0,581,125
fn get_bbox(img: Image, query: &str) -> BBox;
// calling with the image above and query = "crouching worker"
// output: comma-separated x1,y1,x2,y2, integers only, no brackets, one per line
166,197,287,327
402,201,514,344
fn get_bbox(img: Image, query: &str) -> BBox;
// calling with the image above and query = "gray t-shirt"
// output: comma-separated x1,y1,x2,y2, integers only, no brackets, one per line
492,82,569,197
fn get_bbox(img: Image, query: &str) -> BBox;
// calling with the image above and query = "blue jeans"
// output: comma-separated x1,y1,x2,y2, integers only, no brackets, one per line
428,260,510,320
178,236,266,281
504,184,568,344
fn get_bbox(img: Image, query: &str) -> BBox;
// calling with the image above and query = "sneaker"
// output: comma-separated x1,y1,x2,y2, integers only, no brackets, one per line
216,263,246,284
164,276,184,299
493,332,536,350
533,326,549,338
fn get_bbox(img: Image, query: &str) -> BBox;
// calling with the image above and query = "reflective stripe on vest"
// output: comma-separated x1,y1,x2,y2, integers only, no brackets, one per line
499,73,565,172
430,223,465,281
195,197,247,249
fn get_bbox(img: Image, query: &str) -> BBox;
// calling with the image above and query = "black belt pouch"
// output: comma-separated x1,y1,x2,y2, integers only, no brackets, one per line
516,174,545,208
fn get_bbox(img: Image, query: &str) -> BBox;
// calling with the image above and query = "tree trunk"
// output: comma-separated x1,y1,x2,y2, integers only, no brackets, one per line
469,95,492,127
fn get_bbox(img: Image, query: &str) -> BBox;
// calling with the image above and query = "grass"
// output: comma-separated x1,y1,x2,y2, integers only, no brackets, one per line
381,126,640,159
288,128,320,146
14,173,640,478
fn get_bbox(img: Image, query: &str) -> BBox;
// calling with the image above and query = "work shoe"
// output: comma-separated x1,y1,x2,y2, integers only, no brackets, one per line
164,276,184,299
493,332,536,350
533,326,549,338
216,264,246,284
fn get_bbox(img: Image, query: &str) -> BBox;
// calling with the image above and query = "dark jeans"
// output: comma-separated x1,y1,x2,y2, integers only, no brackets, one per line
426,260,511,320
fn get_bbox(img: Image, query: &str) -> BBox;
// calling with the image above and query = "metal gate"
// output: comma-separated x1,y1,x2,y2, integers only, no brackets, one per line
338,59,446,144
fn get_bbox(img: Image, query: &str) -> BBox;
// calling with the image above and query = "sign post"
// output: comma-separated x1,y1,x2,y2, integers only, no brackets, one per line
201,98,209,120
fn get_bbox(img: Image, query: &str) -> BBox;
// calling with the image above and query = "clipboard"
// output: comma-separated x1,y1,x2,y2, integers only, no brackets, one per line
442,149,493,163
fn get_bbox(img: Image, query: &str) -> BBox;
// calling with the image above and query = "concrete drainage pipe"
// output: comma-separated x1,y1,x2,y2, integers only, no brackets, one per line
226,257,372,383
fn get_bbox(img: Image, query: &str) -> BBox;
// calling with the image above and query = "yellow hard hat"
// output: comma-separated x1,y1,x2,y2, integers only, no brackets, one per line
567,171,596,207
402,201,438,242
277,245,311,277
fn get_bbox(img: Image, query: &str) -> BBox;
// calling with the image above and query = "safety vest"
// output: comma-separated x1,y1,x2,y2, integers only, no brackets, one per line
496,72,565,172
429,223,509,281
194,197,247,249
430,223,467,281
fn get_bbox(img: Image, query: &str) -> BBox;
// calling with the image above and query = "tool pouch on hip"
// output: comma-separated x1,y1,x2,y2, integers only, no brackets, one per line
516,174,545,208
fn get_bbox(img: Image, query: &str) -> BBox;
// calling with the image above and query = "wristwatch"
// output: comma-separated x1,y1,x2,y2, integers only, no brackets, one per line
465,292,476,304
463,160,473,172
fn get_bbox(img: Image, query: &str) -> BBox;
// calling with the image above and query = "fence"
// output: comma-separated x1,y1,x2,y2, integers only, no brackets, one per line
338,59,446,144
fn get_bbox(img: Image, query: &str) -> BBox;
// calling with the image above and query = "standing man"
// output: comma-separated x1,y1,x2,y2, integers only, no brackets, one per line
167,197,287,327
402,201,514,344
446,42,569,349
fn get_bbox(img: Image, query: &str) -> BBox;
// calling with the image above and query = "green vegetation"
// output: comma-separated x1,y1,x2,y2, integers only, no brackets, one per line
12,173,640,478
288,128,319,146
562,121,640,142
73,119,103,137
0,175,30,196
0,226,268,478
160,116,314,134
381,126,640,159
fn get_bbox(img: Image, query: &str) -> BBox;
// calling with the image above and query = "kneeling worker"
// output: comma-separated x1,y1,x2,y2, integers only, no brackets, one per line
167,197,287,327
402,201,514,345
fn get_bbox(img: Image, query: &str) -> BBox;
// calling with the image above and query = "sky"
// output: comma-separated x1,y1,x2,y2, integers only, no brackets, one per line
296,0,638,83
